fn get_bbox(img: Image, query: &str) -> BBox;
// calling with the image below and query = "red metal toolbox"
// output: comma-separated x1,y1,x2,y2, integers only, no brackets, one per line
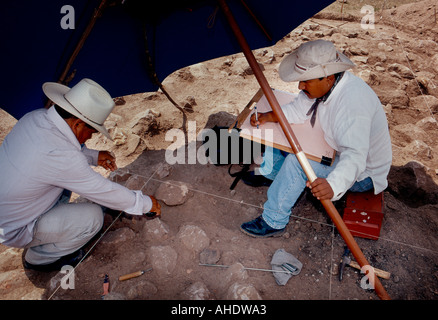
343,190,384,240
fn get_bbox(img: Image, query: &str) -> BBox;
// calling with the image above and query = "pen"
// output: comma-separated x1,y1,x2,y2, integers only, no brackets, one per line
255,106,259,129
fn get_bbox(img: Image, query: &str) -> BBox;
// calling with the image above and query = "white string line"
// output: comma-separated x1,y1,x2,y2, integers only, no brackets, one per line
47,163,164,300
47,210,123,300
142,175,438,254
149,176,334,225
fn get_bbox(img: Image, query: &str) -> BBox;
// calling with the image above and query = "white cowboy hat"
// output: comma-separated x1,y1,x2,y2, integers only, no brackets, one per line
42,78,115,139
279,40,356,82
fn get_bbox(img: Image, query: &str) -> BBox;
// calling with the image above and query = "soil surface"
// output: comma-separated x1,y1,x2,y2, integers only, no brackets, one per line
1,0,438,302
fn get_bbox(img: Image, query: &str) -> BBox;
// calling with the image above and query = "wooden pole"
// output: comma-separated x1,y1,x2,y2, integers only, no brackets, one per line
218,0,390,300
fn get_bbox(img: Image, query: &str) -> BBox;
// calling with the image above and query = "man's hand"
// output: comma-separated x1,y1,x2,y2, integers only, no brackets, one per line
306,178,334,200
250,111,277,127
98,151,117,171
148,196,161,217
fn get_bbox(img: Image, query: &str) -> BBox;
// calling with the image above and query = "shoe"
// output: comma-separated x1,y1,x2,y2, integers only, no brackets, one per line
24,249,85,272
240,216,285,238
241,171,272,187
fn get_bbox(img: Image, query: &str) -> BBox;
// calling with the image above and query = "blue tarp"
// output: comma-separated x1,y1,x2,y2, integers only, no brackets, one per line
0,0,333,119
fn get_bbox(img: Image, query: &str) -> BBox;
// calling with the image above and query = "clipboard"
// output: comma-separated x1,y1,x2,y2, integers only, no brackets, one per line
232,88,336,165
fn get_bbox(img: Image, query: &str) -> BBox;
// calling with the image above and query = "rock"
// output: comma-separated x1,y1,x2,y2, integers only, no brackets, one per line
376,88,409,108
101,227,135,245
358,70,371,83
416,117,438,131
154,180,192,206
223,263,248,286
189,63,210,78
143,218,170,240
148,245,178,276
409,95,438,113
388,161,438,207
431,53,438,74
416,73,438,96
155,163,173,179
49,272,68,292
130,109,161,137
177,225,210,253
181,281,214,300
125,280,158,299
182,96,197,113
230,56,264,76
373,51,387,63
351,56,368,64
124,174,148,191
405,140,433,160
112,128,140,155
109,168,132,185
225,283,262,300
259,48,275,64
199,248,221,264
112,127,128,145
388,63,414,79
113,97,126,106
377,42,393,52
392,123,427,146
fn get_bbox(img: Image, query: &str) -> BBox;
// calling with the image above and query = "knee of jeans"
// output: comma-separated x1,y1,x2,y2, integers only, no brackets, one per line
283,154,300,169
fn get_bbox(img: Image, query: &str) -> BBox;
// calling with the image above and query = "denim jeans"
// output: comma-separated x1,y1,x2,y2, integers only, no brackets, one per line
259,147,373,229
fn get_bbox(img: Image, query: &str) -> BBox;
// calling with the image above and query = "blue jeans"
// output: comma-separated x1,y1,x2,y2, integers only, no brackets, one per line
259,147,373,229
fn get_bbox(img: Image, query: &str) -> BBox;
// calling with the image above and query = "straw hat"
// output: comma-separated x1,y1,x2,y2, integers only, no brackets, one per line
43,78,115,139
279,40,355,82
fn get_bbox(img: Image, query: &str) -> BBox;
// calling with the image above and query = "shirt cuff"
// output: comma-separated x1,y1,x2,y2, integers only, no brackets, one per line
81,145,99,166
123,190,153,215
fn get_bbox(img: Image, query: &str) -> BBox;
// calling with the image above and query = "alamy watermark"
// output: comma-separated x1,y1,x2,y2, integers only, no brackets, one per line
164,121,272,168
360,265,376,290
60,265,75,289
60,5,75,30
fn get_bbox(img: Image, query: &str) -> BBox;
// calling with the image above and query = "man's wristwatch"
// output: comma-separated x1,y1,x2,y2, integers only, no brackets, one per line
144,211,157,217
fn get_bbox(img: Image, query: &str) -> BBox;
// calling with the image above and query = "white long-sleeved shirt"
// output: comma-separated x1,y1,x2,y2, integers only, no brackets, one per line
281,71,392,201
0,106,152,247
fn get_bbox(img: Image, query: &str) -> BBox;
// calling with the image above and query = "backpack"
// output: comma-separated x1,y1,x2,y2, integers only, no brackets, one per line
201,125,265,189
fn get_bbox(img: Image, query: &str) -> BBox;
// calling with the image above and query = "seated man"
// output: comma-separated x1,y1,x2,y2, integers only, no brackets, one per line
240,40,392,238
0,78,160,271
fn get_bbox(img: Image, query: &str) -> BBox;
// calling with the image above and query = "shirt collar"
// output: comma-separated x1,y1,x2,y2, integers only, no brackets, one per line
323,71,347,105
47,106,81,150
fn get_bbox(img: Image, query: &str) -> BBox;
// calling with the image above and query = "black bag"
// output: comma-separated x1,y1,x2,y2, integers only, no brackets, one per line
202,125,265,189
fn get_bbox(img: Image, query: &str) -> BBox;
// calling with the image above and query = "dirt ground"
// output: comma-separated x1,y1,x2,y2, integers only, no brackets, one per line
1,0,438,302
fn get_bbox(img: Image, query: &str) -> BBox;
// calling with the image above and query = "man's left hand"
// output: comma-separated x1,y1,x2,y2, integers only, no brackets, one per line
306,178,334,200
98,151,117,171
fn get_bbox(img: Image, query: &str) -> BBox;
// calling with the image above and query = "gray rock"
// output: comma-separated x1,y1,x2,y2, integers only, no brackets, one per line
199,248,221,264
154,180,192,206
181,281,214,300
177,225,210,253
148,245,178,276
143,218,170,240
101,227,135,245
225,283,262,300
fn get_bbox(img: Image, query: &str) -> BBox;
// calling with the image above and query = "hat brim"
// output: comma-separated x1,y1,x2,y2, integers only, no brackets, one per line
43,82,112,140
279,50,356,82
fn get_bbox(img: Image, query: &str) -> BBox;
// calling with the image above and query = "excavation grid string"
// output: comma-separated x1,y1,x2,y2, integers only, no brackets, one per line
47,162,165,300
144,176,438,255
